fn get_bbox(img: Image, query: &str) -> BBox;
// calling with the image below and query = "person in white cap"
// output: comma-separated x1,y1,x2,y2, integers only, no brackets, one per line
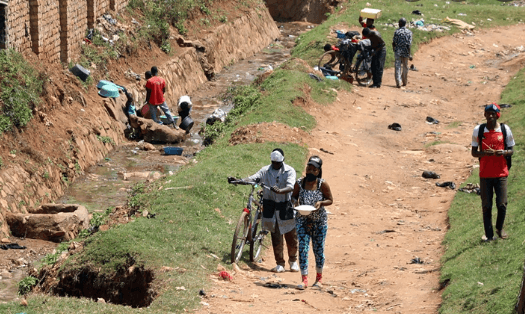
229,148,299,272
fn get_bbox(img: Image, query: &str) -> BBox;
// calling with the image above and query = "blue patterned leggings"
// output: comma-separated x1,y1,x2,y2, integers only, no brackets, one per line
296,219,327,275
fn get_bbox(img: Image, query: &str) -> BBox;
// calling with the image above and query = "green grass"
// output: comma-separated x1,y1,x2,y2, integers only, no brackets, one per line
292,0,525,68
440,67,525,314
0,49,44,135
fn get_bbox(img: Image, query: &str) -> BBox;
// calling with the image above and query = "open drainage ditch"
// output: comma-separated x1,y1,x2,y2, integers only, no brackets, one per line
1,22,313,306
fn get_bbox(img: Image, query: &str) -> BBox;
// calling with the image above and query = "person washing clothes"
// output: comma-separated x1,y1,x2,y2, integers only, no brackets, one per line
145,66,176,126
177,95,194,132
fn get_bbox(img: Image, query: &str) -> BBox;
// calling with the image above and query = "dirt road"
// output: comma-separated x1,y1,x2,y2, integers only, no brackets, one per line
195,24,525,314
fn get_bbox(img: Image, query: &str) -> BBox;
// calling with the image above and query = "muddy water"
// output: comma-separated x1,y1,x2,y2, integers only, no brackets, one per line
0,22,314,304
57,22,313,212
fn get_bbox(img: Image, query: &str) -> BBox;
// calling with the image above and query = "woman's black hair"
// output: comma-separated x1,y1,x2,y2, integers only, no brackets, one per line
324,43,333,52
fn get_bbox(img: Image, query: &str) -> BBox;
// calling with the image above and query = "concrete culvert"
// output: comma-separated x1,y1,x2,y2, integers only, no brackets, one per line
5,204,89,242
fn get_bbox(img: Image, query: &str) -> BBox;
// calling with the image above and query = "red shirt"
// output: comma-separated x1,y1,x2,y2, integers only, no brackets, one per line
146,76,165,105
479,129,508,178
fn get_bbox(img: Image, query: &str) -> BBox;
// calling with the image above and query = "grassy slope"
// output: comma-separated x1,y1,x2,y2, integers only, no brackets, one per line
1,0,524,313
441,69,525,314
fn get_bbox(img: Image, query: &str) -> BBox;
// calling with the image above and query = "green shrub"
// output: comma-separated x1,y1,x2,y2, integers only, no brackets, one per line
0,49,44,135
18,276,38,295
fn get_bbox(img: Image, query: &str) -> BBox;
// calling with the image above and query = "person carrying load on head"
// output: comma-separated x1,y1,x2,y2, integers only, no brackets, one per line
145,66,176,127
471,103,514,242
362,28,386,88
359,16,376,39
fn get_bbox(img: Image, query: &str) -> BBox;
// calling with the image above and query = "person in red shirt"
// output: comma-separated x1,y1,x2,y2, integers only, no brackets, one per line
471,103,515,241
145,66,176,126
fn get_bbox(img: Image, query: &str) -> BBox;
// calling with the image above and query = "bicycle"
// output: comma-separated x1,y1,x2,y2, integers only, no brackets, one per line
228,179,269,264
317,40,373,87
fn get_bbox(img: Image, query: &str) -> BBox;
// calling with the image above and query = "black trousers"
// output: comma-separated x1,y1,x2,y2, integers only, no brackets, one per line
480,177,508,239
371,47,386,87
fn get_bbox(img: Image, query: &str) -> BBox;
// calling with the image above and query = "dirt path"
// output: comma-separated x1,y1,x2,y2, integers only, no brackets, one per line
195,25,525,314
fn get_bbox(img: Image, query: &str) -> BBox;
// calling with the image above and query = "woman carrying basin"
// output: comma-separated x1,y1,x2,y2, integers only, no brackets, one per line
292,156,333,290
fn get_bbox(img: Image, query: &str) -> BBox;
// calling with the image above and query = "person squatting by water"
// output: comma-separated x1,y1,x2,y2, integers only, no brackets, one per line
145,66,176,126
471,103,514,241
292,156,333,289
392,18,413,88
240,148,299,273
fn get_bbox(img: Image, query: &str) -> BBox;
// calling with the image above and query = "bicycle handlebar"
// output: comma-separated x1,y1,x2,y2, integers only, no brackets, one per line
229,179,268,189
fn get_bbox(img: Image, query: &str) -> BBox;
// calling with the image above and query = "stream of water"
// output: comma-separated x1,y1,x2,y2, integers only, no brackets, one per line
0,22,314,304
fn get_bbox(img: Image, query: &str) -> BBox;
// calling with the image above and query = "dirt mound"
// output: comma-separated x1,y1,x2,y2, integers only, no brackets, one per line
265,0,341,23
229,122,312,146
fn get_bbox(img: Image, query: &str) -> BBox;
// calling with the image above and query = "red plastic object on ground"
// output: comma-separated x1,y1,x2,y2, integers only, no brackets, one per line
219,271,232,281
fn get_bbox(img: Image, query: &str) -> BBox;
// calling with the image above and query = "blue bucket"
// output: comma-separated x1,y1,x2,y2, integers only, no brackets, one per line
164,147,184,155
98,85,120,98
336,30,345,39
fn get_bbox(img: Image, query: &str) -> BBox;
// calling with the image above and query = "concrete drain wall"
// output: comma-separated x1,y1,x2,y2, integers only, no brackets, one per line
5,204,89,242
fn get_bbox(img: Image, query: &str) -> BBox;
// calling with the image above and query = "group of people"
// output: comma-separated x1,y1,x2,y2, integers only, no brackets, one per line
229,149,333,289
140,66,193,132
352,16,413,89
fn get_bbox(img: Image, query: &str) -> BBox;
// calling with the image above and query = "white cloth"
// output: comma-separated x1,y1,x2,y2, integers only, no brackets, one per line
248,163,296,234
270,151,284,162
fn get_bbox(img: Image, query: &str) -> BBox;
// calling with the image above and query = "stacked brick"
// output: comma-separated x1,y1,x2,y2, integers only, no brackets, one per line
4,0,32,54
87,0,110,29
59,0,87,63
29,0,61,63
110,0,130,12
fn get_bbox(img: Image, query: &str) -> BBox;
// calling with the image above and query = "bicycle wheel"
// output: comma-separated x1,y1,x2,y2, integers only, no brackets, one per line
231,211,250,264
250,228,268,262
318,51,342,75
249,209,266,262
355,56,373,87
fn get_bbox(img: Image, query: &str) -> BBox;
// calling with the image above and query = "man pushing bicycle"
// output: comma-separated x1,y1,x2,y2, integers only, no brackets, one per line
228,148,299,273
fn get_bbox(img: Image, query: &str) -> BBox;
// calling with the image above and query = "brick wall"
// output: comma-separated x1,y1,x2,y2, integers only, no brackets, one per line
29,0,61,63
87,0,110,29
59,0,87,63
5,0,32,53
2,0,129,62
110,0,129,12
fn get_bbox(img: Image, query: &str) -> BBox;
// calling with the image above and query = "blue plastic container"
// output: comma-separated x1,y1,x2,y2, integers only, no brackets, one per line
164,147,184,155
98,85,120,98
336,30,345,39
325,75,339,80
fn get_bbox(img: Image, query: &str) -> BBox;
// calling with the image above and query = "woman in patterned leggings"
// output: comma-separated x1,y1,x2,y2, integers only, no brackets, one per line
292,156,333,289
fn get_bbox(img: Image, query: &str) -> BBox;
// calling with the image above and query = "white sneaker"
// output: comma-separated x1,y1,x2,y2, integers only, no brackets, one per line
271,265,285,273
290,261,299,272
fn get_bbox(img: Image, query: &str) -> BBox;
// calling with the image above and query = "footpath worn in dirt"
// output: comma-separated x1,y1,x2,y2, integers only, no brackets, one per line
196,24,525,314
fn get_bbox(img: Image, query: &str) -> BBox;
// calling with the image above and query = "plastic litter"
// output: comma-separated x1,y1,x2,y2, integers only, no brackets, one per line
309,73,322,82
426,116,439,124
325,76,339,80
69,64,90,82
458,183,480,195
388,123,402,131
219,271,232,281
410,64,418,71
410,257,424,264
499,103,512,108
414,20,425,27
422,171,440,179
412,10,422,15
436,181,456,189
0,243,26,250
